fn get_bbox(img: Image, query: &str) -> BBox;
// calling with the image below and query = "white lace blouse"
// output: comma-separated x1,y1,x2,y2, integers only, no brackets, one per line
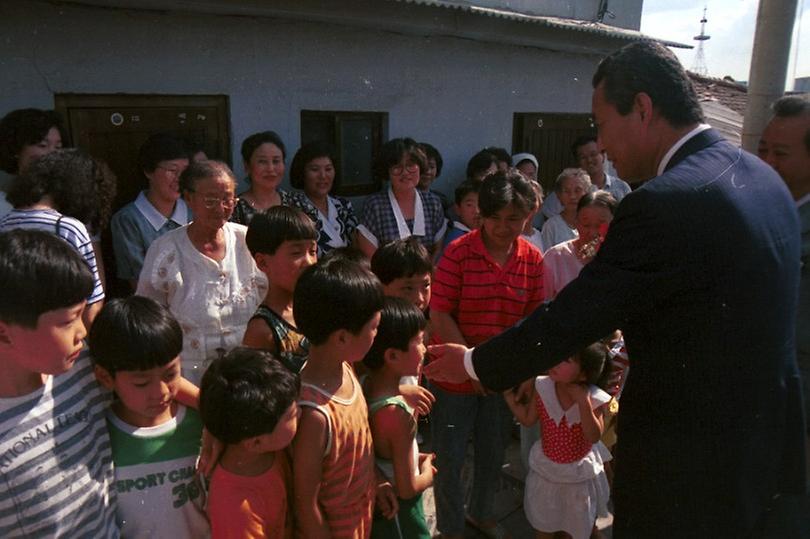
136,222,268,385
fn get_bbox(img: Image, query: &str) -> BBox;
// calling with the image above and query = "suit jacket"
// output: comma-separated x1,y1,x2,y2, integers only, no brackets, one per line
473,129,806,536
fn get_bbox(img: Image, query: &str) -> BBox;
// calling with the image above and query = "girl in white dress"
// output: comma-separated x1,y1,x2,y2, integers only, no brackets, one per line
504,343,612,539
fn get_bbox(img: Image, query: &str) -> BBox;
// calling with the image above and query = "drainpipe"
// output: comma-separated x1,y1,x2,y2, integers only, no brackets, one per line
741,0,798,152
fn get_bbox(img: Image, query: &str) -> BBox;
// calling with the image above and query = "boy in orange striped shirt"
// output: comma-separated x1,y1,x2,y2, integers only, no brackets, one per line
292,257,387,538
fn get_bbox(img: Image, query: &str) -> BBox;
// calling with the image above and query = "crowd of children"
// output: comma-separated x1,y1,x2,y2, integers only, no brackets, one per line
0,107,635,539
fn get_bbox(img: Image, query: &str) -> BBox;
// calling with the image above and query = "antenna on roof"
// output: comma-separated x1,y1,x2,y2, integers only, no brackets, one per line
692,6,711,76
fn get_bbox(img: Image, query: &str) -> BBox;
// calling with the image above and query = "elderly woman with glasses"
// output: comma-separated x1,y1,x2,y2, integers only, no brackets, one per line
356,137,447,259
137,160,267,385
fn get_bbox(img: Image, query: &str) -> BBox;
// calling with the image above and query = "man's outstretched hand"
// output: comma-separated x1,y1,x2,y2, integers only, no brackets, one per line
424,343,473,385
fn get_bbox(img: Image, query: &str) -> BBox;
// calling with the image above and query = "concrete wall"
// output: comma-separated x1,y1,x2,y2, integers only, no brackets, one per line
0,1,605,198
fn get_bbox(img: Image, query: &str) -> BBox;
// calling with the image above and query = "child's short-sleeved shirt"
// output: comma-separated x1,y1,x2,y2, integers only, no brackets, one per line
106,404,209,538
0,351,118,538
208,452,293,539
249,305,309,374
430,229,545,393
0,208,105,305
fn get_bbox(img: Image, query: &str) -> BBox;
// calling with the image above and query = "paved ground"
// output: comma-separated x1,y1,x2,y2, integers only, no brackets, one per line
418,421,613,538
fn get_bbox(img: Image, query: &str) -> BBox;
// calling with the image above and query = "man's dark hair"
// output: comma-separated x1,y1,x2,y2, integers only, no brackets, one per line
419,142,443,177
246,206,318,256
294,257,384,345
241,131,287,165
363,297,426,370
0,230,93,328
454,178,482,205
466,149,499,181
370,237,433,285
478,170,537,218
0,108,66,174
571,135,599,160
772,95,810,152
7,149,117,229
138,132,189,174
289,141,336,189
89,296,182,375
592,41,704,128
200,348,300,444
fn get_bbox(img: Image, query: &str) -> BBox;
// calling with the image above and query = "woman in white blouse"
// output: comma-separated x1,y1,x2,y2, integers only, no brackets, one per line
137,160,267,385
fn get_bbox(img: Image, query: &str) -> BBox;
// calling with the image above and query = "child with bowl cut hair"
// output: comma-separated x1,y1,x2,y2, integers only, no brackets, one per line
89,296,209,539
292,257,387,538
201,347,300,539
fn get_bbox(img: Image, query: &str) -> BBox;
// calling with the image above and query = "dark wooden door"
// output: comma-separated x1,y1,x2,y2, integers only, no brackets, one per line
512,112,595,194
54,94,231,297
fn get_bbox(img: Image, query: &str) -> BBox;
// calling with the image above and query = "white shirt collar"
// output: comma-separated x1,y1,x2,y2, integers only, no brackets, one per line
387,186,426,239
796,192,810,209
453,221,471,232
535,376,611,426
134,191,189,232
656,123,712,177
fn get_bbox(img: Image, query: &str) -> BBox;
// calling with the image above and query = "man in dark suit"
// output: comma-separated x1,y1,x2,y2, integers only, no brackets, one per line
425,42,806,536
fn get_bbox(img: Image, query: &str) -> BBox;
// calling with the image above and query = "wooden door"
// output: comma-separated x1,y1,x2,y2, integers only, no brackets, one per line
512,112,594,194
54,94,231,297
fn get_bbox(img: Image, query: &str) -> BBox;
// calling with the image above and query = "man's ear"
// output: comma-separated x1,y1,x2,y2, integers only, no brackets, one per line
634,92,654,126
94,364,116,390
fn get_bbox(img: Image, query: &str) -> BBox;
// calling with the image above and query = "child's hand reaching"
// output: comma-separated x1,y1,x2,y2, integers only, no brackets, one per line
399,384,435,417
419,452,437,476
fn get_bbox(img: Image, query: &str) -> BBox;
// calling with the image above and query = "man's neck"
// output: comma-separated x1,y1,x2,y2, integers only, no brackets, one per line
653,123,704,176
591,170,607,189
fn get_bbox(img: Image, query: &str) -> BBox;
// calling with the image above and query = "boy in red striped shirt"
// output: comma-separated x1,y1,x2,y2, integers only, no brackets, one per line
428,170,544,539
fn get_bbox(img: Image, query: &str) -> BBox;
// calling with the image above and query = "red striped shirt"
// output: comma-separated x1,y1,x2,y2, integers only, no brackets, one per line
430,229,544,393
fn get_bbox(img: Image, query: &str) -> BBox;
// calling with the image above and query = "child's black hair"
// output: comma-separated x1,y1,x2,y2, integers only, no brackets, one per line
363,297,426,370
483,146,512,167
200,348,300,445
370,237,433,285
477,170,537,218
294,257,384,345
88,296,183,375
319,246,370,268
454,178,482,206
574,342,611,386
0,230,94,328
246,206,319,256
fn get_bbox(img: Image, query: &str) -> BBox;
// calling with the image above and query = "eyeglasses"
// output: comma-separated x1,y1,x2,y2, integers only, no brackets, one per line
199,196,238,209
157,165,183,178
390,162,419,176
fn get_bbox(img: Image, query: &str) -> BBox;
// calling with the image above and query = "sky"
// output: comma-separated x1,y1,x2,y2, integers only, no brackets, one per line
640,0,809,89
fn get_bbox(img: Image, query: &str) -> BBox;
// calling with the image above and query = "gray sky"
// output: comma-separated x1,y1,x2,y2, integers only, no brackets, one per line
640,0,809,89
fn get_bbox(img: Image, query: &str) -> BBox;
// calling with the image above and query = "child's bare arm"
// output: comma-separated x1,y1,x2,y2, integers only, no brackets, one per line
293,407,331,539
503,380,538,426
175,377,200,409
241,318,278,353
570,384,604,444
397,384,435,417
373,406,434,499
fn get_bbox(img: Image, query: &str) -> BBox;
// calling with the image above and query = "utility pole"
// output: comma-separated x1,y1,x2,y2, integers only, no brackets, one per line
741,0,799,152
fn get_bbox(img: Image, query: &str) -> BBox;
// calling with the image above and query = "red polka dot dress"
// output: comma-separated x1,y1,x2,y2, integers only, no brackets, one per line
523,376,612,539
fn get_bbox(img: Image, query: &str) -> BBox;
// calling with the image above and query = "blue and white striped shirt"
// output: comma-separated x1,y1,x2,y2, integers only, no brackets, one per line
0,351,118,537
0,208,105,305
